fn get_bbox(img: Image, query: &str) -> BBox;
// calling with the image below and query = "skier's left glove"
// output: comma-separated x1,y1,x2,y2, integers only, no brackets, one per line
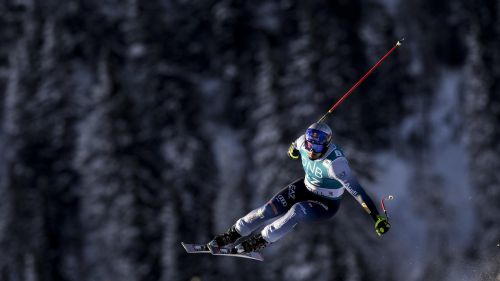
374,215,390,236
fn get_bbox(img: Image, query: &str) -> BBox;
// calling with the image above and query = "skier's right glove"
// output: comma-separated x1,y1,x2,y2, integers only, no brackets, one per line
288,142,300,160
374,215,391,236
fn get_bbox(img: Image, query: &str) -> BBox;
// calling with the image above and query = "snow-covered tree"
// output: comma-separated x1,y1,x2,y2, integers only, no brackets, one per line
463,1,500,278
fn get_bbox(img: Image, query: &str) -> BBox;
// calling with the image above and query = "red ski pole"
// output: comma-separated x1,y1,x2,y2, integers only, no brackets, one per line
317,39,404,123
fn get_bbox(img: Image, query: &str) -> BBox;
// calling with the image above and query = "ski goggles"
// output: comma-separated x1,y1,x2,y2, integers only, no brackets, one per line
305,128,330,144
305,128,330,153
305,140,326,154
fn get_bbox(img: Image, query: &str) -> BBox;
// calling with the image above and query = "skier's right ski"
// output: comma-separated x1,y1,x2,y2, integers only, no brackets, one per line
207,244,264,261
181,242,264,261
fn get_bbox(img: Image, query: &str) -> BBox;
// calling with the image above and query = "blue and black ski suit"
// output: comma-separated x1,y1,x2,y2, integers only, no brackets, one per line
234,135,381,243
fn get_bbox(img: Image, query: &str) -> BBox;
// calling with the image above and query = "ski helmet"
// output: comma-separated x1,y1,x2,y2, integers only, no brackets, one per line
304,123,332,154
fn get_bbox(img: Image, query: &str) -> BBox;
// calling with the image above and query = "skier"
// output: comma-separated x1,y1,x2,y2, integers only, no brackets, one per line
209,122,391,254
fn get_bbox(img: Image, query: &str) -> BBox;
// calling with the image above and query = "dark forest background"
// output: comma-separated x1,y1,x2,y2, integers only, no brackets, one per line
0,0,499,281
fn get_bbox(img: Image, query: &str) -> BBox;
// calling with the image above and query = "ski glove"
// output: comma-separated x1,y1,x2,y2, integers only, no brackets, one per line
288,142,300,160
374,215,391,236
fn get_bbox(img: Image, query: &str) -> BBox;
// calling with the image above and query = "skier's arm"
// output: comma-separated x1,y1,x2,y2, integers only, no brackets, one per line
330,158,380,221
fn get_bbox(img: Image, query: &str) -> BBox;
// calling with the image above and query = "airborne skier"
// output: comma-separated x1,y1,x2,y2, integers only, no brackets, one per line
187,39,403,258
209,122,391,254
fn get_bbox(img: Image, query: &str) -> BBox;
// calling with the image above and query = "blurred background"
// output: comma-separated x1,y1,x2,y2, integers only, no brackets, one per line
0,0,499,280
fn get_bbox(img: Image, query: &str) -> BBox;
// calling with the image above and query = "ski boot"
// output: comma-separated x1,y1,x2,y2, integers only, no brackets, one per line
209,225,242,248
235,233,269,253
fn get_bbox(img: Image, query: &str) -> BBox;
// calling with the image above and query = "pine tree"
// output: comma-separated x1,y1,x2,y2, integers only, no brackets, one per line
463,0,500,277
75,54,139,281
0,2,84,280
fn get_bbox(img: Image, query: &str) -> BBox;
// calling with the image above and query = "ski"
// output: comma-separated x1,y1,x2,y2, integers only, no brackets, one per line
181,242,211,253
181,242,264,261
207,244,264,261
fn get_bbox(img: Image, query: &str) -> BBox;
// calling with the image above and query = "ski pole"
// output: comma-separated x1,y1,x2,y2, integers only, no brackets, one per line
317,38,404,123
381,195,394,221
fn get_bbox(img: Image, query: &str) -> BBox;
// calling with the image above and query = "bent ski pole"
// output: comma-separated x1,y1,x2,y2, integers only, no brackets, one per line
317,39,404,123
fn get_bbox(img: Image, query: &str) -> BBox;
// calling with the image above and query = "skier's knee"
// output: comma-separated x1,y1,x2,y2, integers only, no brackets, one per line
235,203,276,236
249,202,280,220
290,203,309,220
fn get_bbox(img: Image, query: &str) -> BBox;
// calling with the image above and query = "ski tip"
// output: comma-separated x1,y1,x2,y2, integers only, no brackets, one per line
181,242,212,254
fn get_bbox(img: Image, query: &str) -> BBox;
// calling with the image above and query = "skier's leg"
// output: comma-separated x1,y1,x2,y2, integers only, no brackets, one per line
211,178,303,247
234,199,341,253
260,199,341,243
235,178,303,236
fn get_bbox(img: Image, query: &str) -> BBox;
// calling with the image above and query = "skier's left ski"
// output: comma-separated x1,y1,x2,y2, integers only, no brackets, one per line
207,244,264,261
